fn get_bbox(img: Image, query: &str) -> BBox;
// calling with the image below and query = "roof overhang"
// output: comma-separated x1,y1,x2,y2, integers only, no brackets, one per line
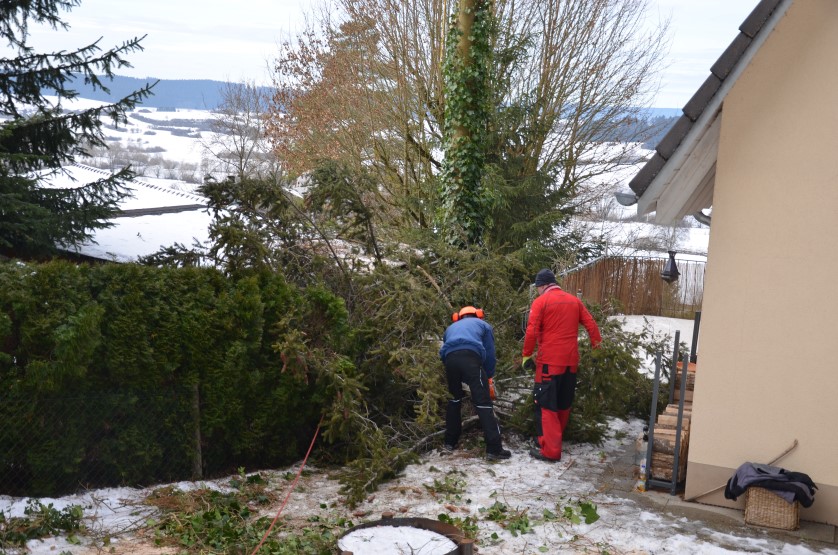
630,0,792,225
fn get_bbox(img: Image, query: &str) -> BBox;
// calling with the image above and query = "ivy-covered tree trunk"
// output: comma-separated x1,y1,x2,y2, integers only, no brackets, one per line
438,0,494,247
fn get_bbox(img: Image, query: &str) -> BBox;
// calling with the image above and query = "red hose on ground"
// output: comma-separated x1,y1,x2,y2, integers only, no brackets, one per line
249,416,324,555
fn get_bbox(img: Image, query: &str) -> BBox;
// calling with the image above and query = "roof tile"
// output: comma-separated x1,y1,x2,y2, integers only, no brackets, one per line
711,33,753,80
740,0,784,38
628,153,666,195
656,115,694,160
683,74,722,121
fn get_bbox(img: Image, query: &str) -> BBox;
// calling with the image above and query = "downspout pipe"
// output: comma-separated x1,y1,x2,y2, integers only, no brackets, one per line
693,210,712,227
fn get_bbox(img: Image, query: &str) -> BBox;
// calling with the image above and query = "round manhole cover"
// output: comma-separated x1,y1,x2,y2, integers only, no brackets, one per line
338,516,470,555
338,524,458,554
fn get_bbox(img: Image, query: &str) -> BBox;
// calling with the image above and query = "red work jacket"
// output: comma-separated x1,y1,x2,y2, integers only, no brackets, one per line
523,285,602,372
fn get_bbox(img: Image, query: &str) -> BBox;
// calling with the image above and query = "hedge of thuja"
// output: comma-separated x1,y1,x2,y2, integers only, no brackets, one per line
0,260,347,496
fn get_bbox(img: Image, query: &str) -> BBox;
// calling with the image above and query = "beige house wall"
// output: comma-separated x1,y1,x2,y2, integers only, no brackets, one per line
684,0,838,524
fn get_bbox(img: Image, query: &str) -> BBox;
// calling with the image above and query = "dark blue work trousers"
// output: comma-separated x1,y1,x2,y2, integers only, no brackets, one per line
443,349,502,452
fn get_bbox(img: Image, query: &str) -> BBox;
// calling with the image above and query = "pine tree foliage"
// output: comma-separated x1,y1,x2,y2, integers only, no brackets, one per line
0,0,154,257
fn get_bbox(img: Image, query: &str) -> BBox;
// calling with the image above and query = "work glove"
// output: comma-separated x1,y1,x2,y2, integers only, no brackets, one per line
488,377,497,400
522,355,535,372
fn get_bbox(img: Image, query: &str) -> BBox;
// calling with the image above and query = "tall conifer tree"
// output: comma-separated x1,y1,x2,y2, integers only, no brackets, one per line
0,0,154,258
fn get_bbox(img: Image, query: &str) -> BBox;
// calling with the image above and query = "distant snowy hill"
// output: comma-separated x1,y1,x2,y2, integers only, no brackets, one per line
48,96,706,263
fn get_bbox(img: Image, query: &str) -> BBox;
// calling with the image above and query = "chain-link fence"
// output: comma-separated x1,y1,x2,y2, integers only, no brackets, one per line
0,389,200,497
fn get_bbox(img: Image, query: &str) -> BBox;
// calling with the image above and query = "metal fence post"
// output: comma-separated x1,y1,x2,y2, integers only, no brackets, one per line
191,382,203,480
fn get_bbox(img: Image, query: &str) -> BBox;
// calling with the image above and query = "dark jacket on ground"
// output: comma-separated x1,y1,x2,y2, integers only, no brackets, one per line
724,462,817,508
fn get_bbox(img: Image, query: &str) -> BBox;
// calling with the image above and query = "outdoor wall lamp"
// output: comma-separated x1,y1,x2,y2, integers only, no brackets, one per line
661,250,680,283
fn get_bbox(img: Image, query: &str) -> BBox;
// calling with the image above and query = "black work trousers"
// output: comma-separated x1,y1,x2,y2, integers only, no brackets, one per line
443,349,502,452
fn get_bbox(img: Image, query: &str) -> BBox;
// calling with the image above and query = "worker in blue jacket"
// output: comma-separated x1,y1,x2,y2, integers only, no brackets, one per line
439,306,511,460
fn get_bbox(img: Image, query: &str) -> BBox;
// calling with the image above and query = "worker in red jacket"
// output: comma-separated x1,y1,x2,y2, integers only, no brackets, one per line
522,268,602,462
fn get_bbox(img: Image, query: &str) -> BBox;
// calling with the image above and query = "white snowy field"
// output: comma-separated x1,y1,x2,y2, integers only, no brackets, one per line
112,107,214,169
41,97,213,173
2,317,835,555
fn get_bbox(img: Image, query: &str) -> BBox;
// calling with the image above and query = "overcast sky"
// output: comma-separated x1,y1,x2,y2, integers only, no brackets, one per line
26,0,757,109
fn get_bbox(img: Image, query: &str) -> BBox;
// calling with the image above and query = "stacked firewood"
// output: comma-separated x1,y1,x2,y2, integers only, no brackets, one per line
650,362,695,482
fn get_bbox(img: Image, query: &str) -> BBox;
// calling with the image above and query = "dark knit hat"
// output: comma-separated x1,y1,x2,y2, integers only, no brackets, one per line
534,268,557,286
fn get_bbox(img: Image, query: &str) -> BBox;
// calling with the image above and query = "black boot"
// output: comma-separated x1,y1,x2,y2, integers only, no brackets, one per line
487,448,511,461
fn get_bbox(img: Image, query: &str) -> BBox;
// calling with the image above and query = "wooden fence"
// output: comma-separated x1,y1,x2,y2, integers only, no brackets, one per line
560,256,705,318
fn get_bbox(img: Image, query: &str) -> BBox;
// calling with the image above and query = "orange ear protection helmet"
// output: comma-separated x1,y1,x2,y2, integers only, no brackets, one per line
452,305,485,322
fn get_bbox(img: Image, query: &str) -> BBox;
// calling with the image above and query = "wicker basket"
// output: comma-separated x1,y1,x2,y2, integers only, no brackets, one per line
744,487,800,530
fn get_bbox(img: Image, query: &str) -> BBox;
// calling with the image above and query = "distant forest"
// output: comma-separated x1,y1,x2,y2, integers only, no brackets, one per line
606,113,681,149
56,75,272,110
54,75,680,147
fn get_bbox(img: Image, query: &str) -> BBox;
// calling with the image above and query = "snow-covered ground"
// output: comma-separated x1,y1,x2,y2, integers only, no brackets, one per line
6,418,833,555
71,209,212,262
41,163,213,262
2,317,834,555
